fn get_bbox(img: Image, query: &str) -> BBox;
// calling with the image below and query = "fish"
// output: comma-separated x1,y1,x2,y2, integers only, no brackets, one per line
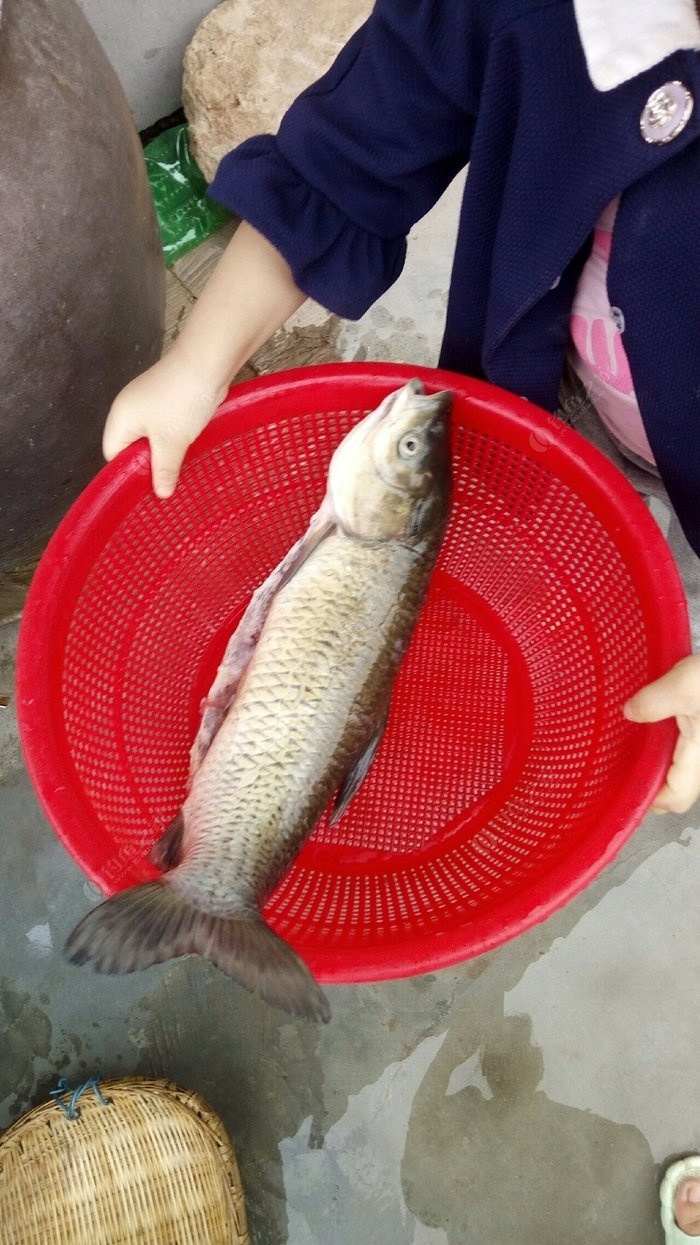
65,379,452,1022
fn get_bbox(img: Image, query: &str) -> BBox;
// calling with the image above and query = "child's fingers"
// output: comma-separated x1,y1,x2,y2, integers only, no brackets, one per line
651,733,700,815
624,656,700,723
150,434,188,500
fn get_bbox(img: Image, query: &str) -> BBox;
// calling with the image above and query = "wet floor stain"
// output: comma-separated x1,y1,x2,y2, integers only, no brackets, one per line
124,964,476,1243
505,824,700,1166
0,979,52,1119
403,1014,659,1245
280,1033,449,1245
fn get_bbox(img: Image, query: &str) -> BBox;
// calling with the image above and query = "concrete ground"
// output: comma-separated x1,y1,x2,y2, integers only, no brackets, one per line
1,175,697,1244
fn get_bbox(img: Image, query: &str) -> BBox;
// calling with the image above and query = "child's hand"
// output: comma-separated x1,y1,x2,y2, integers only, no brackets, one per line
103,348,227,499
624,654,700,814
103,223,307,497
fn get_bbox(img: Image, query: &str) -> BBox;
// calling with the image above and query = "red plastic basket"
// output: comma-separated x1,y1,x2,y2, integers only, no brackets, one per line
17,364,689,982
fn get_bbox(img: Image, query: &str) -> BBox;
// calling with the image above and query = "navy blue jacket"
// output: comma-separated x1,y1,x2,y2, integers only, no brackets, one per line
210,0,700,554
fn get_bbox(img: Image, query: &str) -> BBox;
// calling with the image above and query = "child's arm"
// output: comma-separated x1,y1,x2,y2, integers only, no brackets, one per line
103,222,307,498
625,654,700,813
107,3,485,497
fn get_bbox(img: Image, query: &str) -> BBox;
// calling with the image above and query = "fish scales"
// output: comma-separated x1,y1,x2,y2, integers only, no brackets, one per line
173,535,435,912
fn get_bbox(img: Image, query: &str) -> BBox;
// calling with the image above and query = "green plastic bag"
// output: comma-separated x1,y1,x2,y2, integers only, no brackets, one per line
143,124,233,267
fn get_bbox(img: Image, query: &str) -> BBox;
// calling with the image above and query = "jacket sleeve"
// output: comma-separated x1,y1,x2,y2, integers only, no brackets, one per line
208,0,488,318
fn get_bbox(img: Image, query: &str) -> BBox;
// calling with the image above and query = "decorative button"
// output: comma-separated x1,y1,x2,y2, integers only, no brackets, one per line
640,81,693,144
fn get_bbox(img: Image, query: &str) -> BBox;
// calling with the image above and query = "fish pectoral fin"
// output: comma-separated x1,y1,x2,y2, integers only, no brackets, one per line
65,883,331,1023
148,811,185,871
189,498,337,780
329,712,389,828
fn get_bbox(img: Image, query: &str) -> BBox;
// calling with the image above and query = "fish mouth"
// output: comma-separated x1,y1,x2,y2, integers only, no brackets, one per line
425,388,453,420
336,381,451,474
408,379,452,414
400,379,452,422
368,380,449,433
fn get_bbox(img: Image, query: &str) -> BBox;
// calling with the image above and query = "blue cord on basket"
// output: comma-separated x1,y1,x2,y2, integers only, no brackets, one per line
50,1077,111,1121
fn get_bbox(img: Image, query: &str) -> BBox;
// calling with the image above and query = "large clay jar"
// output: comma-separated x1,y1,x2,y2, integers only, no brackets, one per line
0,0,165,570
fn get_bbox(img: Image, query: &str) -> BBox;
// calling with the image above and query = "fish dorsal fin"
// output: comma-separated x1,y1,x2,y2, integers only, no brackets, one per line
190,499,336,777
328,711,388,828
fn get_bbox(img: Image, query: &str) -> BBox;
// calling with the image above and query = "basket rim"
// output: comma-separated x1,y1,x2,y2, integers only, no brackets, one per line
0,1077,231,1148
16,363,691,981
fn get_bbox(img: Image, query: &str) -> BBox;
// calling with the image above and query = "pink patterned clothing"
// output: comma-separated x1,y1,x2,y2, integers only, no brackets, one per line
568,196,656,467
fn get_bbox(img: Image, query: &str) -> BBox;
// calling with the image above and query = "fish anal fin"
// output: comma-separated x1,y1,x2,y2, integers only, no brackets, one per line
329,711,388,828
65,883,331,1023
148,811,185,871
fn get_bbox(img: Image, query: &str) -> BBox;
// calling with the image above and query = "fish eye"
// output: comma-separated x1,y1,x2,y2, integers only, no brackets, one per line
398,431,422,459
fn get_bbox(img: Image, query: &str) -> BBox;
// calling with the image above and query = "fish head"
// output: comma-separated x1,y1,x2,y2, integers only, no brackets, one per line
327,380,452,544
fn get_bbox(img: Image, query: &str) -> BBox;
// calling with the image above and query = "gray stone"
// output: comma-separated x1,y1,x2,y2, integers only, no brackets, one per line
0,0,164,570
183,0,372,183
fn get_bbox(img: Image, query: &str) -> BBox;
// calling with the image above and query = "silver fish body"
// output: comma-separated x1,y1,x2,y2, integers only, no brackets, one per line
175,534,435,910
66,380,452,1021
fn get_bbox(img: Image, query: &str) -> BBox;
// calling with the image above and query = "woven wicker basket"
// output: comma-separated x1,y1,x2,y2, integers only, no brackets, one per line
0,1078,249,1245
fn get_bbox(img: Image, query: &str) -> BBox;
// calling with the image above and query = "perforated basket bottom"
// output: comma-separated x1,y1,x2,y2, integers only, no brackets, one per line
18,366,687,981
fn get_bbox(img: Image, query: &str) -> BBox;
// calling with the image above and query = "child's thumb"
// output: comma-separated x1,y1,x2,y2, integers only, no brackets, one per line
150,436,187,500
624,657,700,723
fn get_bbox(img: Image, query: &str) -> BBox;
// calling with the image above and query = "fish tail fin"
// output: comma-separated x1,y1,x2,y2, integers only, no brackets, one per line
65,882,331,1023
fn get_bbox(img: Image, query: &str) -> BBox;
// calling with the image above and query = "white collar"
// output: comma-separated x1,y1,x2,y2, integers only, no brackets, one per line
573,0,700,90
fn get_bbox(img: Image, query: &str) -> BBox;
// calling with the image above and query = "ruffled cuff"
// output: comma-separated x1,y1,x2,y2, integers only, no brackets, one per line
208,135,407,321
